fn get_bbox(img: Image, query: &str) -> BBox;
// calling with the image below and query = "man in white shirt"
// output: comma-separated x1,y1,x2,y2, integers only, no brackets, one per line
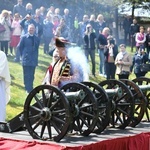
0,50,11,122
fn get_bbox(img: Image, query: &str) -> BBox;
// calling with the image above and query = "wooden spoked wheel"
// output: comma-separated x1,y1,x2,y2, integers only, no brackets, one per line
133,77,150,122
121,79,146,127
82,81,111,133
61,82,99,136
24,85,71,142
99,79,134,129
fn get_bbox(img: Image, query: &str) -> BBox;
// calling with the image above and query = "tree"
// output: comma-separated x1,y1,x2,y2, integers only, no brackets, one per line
124,0,150,19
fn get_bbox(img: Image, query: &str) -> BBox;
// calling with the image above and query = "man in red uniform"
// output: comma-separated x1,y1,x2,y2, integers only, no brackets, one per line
50,37,84,88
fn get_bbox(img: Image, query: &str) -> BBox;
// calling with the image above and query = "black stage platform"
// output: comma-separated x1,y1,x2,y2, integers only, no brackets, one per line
0,121,150,150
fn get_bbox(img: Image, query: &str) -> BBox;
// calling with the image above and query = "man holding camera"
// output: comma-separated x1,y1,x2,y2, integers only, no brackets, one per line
20,13,36,36
104,36,118,79
83,24,97,77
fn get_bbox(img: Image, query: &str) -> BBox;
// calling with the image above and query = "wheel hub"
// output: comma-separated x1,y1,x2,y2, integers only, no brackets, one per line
40,107,52,121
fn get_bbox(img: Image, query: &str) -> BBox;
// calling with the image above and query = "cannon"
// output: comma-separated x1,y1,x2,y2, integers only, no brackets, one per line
132,77,150,122
0,83,99,142
99,79,135,129
0,77,149,142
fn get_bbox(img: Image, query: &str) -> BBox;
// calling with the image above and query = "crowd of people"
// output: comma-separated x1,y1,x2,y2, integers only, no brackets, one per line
0,0,150,121
123,16,150,53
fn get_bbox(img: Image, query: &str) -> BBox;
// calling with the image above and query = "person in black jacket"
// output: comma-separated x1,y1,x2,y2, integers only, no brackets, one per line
97,27,110,77
83,24,97,76
130,18,140,50
131,47,148,78
123,15,132,45
13,0,26,18
145,27,150,56
104,36,118,79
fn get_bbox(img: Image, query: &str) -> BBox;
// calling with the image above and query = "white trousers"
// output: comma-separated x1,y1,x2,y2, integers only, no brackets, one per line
0,79,6,122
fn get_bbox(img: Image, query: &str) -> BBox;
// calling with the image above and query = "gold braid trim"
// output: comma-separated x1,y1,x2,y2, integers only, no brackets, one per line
60,60,71,77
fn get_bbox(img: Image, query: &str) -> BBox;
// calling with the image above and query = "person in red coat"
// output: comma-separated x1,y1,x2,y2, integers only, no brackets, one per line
42,49,59,85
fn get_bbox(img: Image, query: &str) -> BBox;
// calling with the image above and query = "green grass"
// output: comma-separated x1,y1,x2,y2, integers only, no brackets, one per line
6,46,149,121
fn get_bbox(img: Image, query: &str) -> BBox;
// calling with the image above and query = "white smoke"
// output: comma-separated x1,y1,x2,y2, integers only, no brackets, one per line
67,46,90,81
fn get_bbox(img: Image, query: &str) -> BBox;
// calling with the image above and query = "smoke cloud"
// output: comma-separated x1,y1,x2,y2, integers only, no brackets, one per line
67,46,90,81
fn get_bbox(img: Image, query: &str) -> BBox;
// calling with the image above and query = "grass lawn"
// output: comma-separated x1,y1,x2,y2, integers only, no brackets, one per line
6,46,150,121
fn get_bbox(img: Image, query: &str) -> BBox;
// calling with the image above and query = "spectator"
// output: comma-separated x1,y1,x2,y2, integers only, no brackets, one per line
130,18,140,50
115,44,132,79
16,13,36,62
0,50,11,122
47,5,55,18
43,14,54,54
63,8,72,29
8,11,14,56
83,24,96,76
18,24,40,93
56,18,70,40
10,13,22,58
42,50,59,85
131,47,148,78
34,15,43,39
25,3,34,16
34,8,41,19
97,27,110,77
72,16,80,45
135,26,146,50
0,10,11,56
104,36,118,79
89,14,97,32
123,15,132,45
78,14,89,46
39,6,46,23
95,14,106,37
145,27,150,55
20,13,36,35
54,8,62,21
13,0,26,18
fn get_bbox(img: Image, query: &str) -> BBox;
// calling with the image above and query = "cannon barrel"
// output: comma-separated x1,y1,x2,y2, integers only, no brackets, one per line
105,88,122,97
64,90,85,100
138,85,150,91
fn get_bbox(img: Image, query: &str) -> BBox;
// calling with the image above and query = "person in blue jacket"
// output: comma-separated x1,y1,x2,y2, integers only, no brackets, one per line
18,24,40,93
131,47,148,78
42,15,54,54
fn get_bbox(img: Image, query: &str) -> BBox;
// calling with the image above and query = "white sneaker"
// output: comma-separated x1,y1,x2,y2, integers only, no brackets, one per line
99,73,103,76
103,74,107,78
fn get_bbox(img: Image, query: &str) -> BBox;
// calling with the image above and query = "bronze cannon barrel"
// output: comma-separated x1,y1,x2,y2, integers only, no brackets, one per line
138,85,150,91
105,88,122,97
64,90,85,100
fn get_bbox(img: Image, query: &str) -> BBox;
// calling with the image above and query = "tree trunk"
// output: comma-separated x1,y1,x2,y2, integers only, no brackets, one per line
114,8,119,44
131,3,135,52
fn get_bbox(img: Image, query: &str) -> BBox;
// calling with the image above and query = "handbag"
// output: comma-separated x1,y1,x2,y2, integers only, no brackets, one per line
140,63,150,72
0,23,6,33
120,70,130,75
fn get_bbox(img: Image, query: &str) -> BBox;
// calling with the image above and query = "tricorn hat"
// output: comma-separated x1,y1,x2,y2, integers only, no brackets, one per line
55,37,70,47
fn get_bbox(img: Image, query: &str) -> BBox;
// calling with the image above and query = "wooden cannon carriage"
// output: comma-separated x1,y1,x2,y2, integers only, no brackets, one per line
0,77,149,142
